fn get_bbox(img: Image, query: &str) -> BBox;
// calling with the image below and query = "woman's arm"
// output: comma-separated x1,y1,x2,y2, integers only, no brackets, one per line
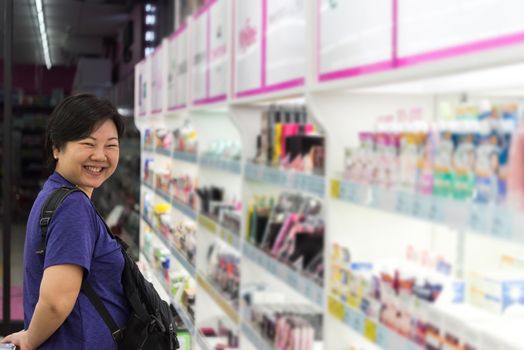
1,264,83,350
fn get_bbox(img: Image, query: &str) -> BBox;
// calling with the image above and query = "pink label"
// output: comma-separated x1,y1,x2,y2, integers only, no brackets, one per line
239,18,258,52
211,44,227,62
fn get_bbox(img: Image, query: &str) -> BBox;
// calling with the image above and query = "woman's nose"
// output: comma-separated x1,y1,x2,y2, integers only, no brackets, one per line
90,146,107,161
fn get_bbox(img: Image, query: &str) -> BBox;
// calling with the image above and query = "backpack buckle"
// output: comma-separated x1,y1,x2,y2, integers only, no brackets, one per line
112,328,124,342
40,217,50,226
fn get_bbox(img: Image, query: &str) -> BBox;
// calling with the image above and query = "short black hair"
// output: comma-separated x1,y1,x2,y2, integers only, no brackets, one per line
45,94,125,169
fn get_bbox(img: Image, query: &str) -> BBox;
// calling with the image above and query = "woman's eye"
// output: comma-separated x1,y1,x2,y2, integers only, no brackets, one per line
82,142,95,147
107,144,119,148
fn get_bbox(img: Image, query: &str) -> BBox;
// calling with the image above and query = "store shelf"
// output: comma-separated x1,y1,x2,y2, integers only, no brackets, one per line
171,197,198,221
143,145,155,153
139,252,171,303
245,162,325,197
173,150,198,164
142,215,197,278
243,242,324,307
196,332,212,350
142,181,155,193
199,154,241,175
154,188,172,203
241,320,273,350
330,179,524,243
154,147,171,157
141,250,195,334
197,214,241,250
328,295,422,350
153,187,198,221
173,301,195,335
196,273,239,324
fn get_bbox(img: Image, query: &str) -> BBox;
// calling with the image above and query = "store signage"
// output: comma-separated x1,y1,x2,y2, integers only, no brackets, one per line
234,0,263,94
265,0,305,86
317,0,524,83
150,45,163,114
209,0,228,99
396,0,524,66
192,10,208,103
135,59,148,117
167,24,188,111
192,0,228,106
234,0,305,98
317,0,393,82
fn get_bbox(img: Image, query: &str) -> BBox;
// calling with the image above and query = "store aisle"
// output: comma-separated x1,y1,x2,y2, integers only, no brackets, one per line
0,223,27,321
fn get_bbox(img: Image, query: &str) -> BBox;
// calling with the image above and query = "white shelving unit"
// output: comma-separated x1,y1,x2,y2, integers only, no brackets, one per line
135,0,524,349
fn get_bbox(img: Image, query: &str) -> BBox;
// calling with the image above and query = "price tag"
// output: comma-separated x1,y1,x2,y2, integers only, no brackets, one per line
331,179,341,198
377,188,396,212
428,197,444,223
352,310,365,333
346,182,359,203
405,340,420,350
347,293,359,309
363,319,377,342
412,194,430,219
287,269,299,289
490,207,512,239
369,187,381,207
328,296,345,321
395,191,409,214
469,203,489,234
339,181,351,201
344,305,356,328
444,199,470,230
376,324,390,348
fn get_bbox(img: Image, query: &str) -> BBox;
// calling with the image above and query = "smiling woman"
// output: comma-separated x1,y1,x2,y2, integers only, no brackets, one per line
52,119,121,198
0,94,130,350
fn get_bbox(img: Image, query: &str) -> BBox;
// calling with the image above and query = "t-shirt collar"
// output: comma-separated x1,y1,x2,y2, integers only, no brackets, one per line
49,171,76,188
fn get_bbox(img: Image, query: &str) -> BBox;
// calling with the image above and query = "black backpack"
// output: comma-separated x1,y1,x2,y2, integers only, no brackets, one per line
36,186,180,350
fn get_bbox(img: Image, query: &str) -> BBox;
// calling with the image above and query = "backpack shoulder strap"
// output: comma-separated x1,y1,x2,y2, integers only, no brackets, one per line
81,279,124,343
36,186,81,256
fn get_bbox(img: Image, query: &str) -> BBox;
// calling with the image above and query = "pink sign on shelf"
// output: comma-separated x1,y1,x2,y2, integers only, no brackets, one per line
316,0,524,84
233,0,306,99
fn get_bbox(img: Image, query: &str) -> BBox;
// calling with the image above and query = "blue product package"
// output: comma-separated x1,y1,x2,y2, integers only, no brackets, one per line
474,132,499,204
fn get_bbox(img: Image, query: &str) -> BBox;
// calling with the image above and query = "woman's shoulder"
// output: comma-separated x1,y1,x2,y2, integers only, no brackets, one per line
45,188,96,222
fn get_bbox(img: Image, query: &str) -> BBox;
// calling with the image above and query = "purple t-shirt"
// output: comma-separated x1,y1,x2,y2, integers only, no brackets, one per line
23,172,130,349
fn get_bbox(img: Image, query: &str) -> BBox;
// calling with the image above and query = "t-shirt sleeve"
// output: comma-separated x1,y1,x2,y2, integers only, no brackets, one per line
43,192,97,273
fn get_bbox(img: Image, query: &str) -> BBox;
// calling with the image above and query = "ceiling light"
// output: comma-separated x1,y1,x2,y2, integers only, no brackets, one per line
34,0,51,69
145,14,156,25
145,31,155,42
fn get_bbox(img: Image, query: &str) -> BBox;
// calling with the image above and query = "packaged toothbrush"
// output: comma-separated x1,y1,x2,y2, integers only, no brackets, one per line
433,128,454,197
451,128,476,200
399,131,421,192
356,132,375,184
474,129,500,204
416,130,434,195
495,103,518,204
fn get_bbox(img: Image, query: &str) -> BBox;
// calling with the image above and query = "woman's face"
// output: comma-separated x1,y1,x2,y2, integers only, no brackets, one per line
54,119,119,197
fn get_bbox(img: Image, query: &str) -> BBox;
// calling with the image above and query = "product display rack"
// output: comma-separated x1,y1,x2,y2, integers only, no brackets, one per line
135,1,524,349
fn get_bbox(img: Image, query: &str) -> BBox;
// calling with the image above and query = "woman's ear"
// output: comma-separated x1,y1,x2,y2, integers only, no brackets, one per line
53,147,59,160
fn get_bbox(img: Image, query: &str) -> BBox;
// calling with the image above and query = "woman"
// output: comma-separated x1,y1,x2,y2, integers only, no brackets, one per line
1,94,130,349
